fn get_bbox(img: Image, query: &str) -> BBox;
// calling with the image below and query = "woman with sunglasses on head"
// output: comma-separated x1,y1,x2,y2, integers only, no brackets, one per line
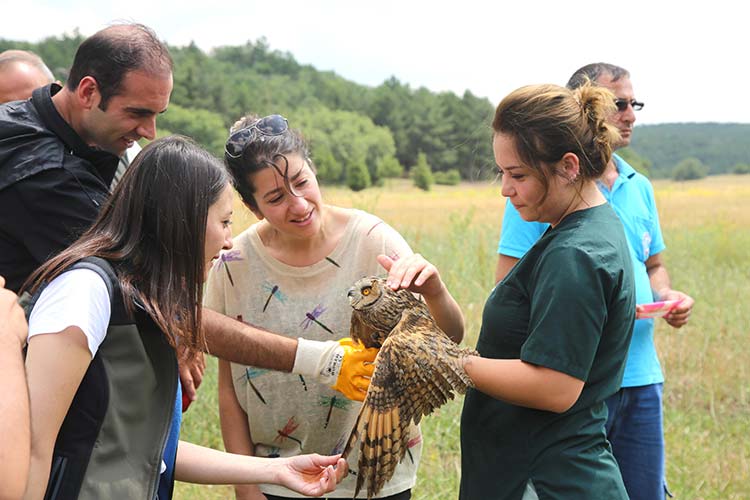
207,114,464,500
456,82,636,499
22,136,347,499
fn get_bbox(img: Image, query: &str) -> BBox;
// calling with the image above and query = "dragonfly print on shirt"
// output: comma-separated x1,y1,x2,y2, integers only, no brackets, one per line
318,395,354,429
212,249,243,287
274,416,303,450
406,435,423,464
325,256,341,268
301,303,334,334
261,281,288,312
235,366,270,405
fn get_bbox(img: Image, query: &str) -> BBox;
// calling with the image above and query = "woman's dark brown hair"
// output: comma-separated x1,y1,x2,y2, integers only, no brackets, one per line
224,114,312,211
24,135,231,354
492,82,620,197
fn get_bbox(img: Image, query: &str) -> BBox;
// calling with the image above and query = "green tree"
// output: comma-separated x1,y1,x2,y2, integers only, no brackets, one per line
672,157,708,181
346,158,371,191
293,106,396,185
411,152,433,191
617,147,652,177
376,156,404,179
732,163,750,175
310,142,342,184
0,32,503,184
435,169,461,185
157,103,227,155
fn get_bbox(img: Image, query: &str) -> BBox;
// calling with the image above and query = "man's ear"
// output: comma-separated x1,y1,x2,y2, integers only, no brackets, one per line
76,76,100,110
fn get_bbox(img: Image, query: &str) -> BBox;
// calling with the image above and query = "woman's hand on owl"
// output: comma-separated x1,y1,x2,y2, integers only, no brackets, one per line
377,253,445,300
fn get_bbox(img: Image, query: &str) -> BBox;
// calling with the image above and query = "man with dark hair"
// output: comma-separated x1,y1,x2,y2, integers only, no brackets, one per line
0,25,373,479
494,62,694,500
0,24,172,292
0,49,55,103
0,48,138,189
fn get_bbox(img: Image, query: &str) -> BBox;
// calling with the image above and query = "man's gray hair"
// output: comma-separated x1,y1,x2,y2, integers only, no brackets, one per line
0,49,54,81
567,63,629,90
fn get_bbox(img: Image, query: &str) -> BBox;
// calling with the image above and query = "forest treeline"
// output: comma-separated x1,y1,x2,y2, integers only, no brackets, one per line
627,123,750,178
2,32,748,185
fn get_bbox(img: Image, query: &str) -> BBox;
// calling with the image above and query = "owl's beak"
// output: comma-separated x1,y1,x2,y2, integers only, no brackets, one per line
346,287,357,305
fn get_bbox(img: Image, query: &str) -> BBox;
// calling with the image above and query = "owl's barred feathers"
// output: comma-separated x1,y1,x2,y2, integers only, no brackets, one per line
344,276,478,499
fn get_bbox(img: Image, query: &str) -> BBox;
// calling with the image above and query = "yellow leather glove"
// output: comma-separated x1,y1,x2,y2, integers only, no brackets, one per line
330,337,378,401
292,337,378,401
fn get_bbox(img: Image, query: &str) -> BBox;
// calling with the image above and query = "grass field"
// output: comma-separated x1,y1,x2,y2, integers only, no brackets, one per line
176,175,750,499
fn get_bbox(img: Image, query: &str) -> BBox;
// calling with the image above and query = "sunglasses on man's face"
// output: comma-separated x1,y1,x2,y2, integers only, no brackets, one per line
614,98,644,112
224,114,289,159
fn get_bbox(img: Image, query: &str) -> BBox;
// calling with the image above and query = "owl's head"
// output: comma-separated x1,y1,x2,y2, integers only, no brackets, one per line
347,276,387,311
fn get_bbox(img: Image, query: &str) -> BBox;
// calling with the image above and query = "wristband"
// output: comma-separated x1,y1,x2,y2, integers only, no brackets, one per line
292,338,343,385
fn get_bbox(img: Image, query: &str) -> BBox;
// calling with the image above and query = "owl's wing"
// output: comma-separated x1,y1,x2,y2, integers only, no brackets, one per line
345,308,478,499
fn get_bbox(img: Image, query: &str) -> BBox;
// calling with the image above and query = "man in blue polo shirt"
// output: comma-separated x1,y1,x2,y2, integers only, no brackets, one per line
494,63,695,500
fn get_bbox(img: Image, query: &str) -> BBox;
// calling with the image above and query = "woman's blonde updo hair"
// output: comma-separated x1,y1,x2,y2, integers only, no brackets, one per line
492,81,620,191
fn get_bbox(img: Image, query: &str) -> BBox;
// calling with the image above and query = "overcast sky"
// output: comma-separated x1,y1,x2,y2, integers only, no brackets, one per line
4,0,745,125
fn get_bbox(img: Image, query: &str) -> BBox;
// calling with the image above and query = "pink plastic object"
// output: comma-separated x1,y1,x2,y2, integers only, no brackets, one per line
636,299,684,319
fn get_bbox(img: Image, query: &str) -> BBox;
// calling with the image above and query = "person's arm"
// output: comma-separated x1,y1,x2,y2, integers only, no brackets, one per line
24,328,91,500
494,254,519,284
202,308,297,371
0,278,30,500
645,253,694,328
218,359,266,500
462,356,584,413
377,253,465,343
201,308,375,401
174,442,346,496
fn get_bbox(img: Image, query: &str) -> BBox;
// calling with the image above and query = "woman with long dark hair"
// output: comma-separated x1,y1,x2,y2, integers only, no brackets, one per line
23,136,346,499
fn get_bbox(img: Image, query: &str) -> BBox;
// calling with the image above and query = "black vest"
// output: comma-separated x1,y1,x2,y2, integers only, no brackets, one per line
28,257,178,499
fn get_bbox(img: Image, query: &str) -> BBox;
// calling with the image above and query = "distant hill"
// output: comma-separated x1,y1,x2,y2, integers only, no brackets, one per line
629,123,750,178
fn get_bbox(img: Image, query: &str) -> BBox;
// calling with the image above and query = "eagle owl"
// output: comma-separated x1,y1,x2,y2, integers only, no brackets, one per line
343,276,478,499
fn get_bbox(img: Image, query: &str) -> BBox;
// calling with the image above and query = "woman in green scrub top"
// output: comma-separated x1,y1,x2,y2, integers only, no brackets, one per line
459,82,636,500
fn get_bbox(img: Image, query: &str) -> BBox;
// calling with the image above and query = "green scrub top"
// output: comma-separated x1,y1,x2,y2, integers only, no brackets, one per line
460,204,635,500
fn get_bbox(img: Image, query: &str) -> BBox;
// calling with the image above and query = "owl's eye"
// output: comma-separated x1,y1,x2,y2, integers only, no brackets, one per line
361,286,372,296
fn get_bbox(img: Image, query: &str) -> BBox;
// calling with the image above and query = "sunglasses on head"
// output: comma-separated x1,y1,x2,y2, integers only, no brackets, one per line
224,114,289,159
614,98,644,112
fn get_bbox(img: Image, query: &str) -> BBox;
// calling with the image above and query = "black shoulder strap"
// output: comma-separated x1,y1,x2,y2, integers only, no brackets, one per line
23,256,118,320
69,256,116,300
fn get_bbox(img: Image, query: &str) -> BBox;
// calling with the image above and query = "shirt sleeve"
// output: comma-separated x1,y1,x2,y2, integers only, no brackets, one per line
497,199,548,257
379,220,413,263
520,245,609,381
355,211,414,267
28,268,111,358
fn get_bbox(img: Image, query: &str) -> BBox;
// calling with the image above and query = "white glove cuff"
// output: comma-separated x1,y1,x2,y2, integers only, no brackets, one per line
292,338,344,385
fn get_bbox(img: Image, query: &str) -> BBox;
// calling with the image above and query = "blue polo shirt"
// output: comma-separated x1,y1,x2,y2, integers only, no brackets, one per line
496,154,666,387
